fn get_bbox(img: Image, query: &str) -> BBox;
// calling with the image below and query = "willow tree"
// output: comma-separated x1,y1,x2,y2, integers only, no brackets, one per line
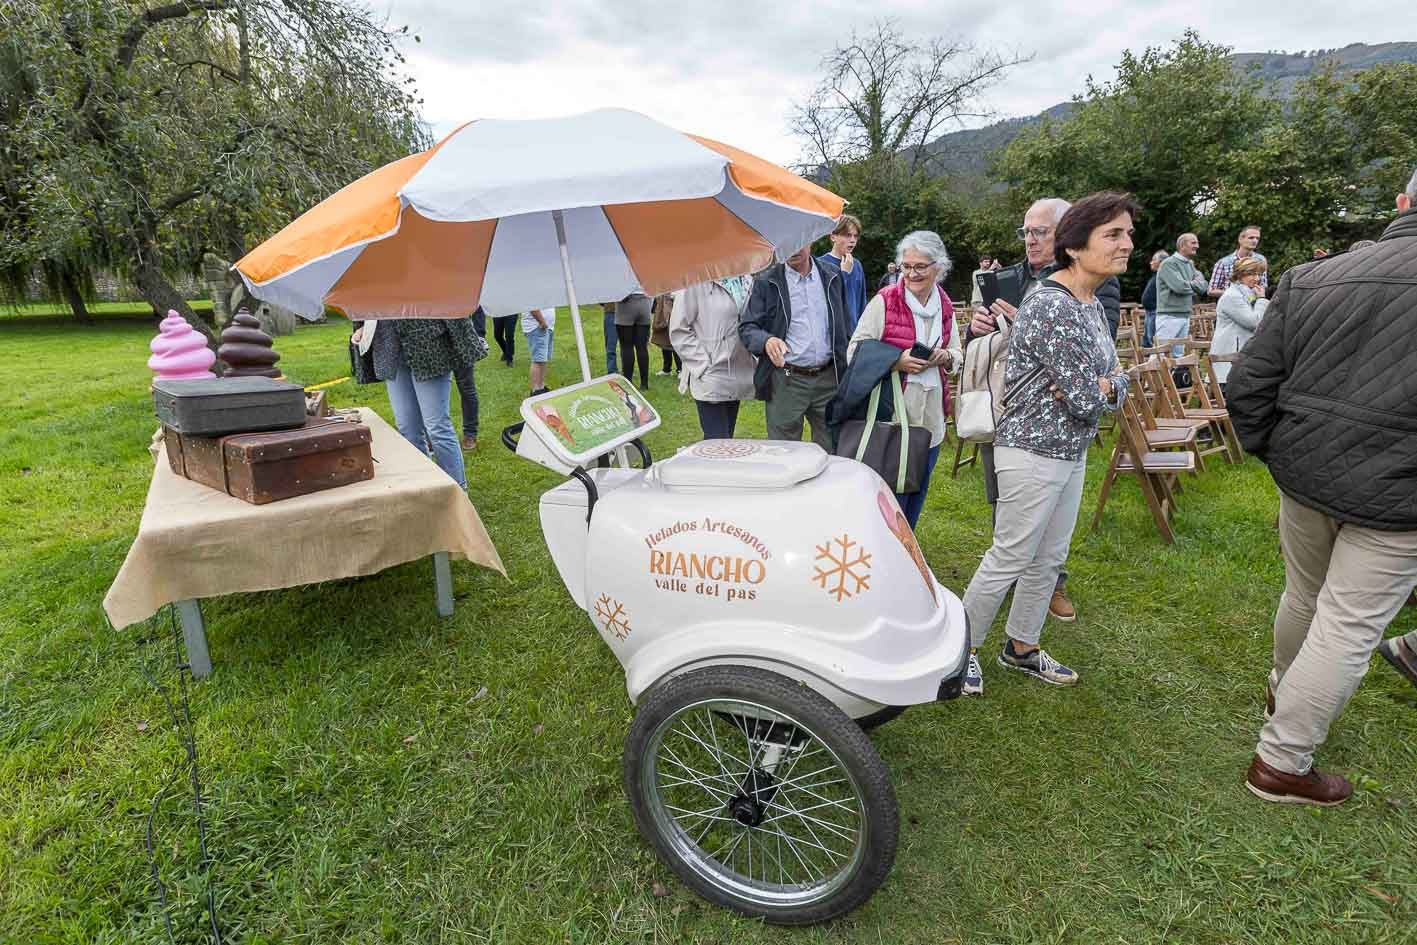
0,0,429,333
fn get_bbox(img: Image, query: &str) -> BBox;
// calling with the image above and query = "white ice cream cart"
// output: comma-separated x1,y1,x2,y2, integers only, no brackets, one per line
504,376,969,924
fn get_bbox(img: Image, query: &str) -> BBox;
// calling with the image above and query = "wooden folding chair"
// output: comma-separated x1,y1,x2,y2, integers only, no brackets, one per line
1149,355,1241,464
948,372,979,476
1114,325,1141,366
1137,357,1217,464
1126,366,1205,474
1194,353,1245,461
952,437,980,476
1092,393,1194,543
1190,313,1216,342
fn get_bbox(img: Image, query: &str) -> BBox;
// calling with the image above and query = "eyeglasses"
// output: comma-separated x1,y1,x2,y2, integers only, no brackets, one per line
1016,226,1053,241
899,263,936,274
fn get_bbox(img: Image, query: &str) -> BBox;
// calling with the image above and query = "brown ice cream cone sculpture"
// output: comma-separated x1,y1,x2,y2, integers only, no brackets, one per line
218,308,282,378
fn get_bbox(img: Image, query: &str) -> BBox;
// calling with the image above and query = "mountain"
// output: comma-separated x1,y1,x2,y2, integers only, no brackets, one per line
920,42,1417,184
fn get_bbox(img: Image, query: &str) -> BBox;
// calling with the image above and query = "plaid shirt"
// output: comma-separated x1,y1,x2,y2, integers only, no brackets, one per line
1209,251,1269,296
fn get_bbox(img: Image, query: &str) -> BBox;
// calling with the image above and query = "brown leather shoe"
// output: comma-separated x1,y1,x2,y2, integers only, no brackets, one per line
1378,635,1417,690
1245,755,1352,806
461,435,478,451
1048,588,1076,622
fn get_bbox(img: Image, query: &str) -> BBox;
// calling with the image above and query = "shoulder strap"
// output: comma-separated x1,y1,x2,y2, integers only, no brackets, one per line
891,371,910,493
853,380,885,462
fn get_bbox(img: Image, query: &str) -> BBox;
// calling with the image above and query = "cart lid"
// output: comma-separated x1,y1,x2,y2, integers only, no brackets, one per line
655,439,828,490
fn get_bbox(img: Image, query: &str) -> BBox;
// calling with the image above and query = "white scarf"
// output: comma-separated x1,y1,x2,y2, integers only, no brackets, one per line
902,284,942,391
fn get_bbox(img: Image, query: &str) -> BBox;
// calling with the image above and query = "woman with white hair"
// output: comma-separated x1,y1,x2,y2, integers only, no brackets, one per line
847,230,962,528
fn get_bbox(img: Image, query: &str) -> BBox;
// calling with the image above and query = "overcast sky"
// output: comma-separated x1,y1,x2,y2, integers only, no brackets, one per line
376,1,1407,166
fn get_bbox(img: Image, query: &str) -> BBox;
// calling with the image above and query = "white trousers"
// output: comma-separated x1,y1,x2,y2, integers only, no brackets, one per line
963,446,1087,648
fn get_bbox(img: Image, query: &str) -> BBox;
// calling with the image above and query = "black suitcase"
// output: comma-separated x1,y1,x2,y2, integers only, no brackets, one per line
152,377,307,437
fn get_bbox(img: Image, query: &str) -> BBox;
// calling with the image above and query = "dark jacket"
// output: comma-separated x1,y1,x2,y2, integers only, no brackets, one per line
1227,210,1417,530
825,340,903,437
963,259,1121,344
739,259,851,401
355,317,484,383
1095,275,1122,339
1141,274,1159,315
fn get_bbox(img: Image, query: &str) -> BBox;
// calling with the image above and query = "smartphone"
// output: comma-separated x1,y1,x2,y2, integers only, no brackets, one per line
909,342,934,360
977,269,1024,309
975,271,1000,308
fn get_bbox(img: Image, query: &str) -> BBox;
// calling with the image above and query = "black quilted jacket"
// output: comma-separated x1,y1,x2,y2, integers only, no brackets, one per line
1227,211,1417,530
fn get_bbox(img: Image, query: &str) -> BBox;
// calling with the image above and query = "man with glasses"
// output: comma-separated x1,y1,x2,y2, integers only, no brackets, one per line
965,197,1122,623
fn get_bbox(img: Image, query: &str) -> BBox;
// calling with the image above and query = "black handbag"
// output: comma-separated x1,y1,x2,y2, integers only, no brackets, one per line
835,371,931,494
349,332,377,385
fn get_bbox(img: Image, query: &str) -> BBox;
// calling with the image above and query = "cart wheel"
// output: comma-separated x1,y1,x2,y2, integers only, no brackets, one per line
854,705,907,731
625,666,898,925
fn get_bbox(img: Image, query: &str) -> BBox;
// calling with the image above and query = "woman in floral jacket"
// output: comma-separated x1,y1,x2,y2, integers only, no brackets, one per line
960,192,1136,696
351,316,485,488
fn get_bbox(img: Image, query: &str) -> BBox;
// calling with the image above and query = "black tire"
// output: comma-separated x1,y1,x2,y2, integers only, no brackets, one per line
854,705,907,731
624,666,898,925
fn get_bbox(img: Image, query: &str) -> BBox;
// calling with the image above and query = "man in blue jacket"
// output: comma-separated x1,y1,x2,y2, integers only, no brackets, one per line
739,246,851,450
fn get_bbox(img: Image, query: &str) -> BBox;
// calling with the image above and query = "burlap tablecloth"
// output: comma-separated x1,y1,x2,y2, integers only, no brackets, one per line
104,407,505,629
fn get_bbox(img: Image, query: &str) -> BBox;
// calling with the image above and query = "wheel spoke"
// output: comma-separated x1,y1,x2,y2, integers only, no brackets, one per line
664,802,734,823
697,708,748,785
766,782,856,851
659,744,736,796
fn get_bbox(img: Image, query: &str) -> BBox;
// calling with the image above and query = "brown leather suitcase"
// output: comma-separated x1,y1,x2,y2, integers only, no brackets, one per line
163,416,373,504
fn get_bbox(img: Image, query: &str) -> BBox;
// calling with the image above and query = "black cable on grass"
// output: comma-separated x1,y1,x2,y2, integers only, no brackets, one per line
132,607,223,945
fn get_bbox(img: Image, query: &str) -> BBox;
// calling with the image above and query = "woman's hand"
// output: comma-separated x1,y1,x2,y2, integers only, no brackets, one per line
1098,376,1114,400
351,327,363,344
895,350,929,374
926,347,953,369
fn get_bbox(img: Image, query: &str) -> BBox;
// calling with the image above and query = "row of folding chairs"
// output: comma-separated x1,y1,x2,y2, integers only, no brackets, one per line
1091,350,1243,542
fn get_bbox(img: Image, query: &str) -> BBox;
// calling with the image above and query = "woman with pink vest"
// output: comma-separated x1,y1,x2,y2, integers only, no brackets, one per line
846,230,963,529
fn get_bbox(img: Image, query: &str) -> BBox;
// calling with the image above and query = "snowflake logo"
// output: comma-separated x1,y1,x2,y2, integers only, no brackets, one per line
594,594,632,640
812,534,872,602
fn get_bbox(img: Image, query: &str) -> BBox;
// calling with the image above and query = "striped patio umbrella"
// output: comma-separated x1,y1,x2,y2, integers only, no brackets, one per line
234,108,845,381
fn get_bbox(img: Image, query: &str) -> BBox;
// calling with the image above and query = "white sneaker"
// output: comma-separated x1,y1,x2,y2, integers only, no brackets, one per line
962,651,984,696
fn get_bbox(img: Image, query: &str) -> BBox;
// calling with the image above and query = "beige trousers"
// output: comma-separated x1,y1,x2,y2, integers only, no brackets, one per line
1257,494,1417,774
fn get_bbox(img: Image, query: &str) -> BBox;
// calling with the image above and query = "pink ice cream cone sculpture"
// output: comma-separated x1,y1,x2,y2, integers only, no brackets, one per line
148,310,216,380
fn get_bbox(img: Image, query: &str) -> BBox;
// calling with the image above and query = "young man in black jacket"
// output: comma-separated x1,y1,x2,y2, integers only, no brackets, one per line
1227,167,1417,807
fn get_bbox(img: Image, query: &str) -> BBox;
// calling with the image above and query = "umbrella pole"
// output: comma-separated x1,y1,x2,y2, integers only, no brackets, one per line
552,210,593,384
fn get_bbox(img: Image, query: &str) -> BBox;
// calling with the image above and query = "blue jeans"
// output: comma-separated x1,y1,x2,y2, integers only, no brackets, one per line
603,311,618,375
1143,310,1156,348
694,400,741,439
896,444,941,530
384,365,466,488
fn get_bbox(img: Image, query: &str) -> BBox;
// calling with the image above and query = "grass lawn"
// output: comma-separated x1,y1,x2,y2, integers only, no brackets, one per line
2,313,1414,944
1,300,215,320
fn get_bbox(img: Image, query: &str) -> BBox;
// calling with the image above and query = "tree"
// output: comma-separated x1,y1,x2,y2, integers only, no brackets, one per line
1206,62,1417,275
0,0,429,334
993,31,1270,295
790,19,1025,292
792,19,1026,179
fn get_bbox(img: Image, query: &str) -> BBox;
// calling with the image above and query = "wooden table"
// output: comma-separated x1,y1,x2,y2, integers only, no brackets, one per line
104,408,505,677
